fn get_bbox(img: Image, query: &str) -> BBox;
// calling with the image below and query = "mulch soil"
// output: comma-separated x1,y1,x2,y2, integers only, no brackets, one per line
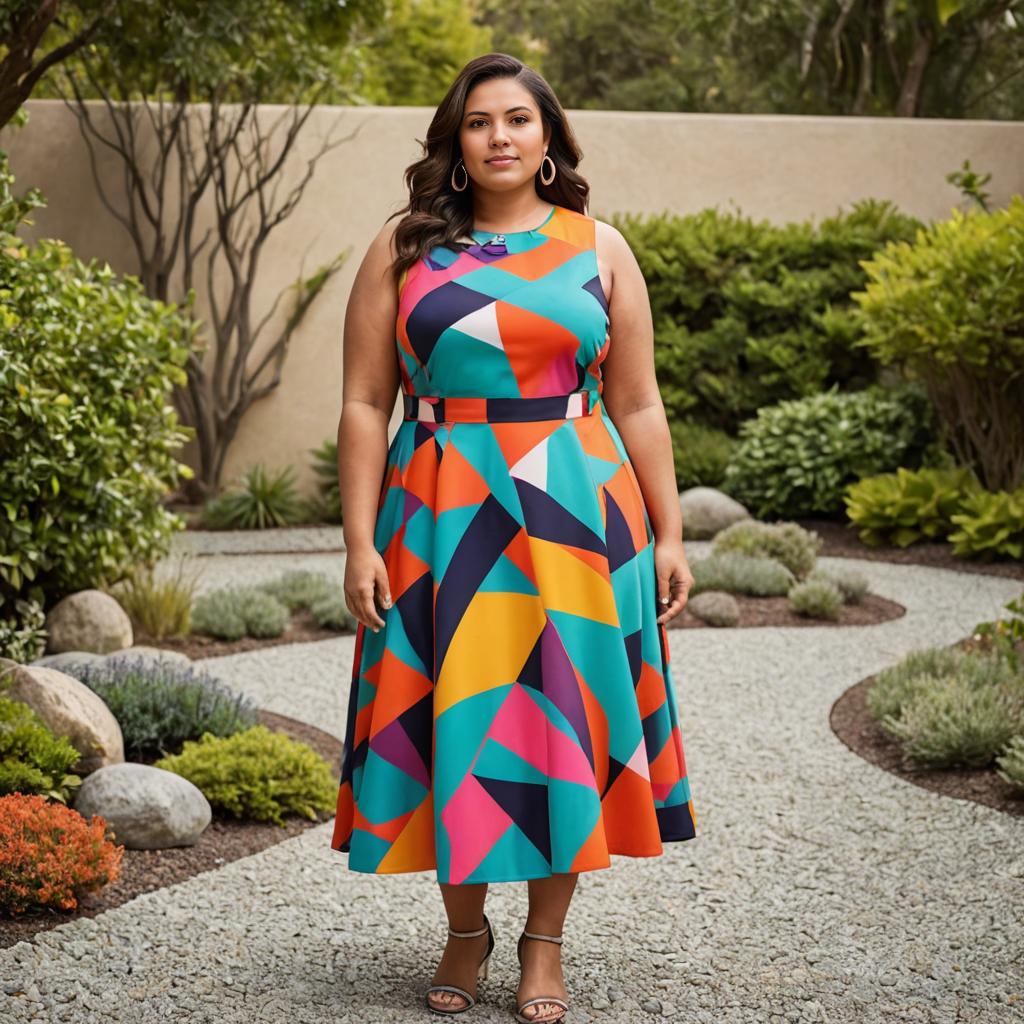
3,517,1019,947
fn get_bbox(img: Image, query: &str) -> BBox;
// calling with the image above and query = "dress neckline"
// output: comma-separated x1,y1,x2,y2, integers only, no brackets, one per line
470,204,557,238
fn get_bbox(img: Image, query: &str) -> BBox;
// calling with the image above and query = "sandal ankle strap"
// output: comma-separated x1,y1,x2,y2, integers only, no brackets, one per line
448,916,490,938
521,929,563,944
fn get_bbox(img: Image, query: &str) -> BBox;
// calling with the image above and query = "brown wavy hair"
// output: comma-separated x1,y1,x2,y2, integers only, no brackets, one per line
388,52,591,287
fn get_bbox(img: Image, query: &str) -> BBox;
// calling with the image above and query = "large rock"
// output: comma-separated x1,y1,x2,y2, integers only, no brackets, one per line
0,659,124,774
679,487,751,540
687,591,741,627
74,762,212,849
30,651,106,671
45,589,133,655
103,646,192,670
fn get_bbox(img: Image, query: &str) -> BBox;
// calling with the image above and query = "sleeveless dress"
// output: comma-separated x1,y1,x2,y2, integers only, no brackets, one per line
330,203,697,884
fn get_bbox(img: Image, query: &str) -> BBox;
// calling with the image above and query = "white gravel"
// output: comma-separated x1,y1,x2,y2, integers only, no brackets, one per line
2,550,1022,1024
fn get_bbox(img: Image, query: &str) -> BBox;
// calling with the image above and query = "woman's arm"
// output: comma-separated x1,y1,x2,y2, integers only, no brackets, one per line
595,219,693,623
338,220,402,631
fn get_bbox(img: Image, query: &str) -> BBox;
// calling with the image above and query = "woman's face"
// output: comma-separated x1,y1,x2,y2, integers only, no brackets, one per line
457,77,549,193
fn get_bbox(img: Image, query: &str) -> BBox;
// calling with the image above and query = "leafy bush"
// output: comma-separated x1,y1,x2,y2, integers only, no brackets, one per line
0,152,194,648
309,590,357,631
615,199,922,435
721,383,941,519
974,592,1024,674
54,658,258,761
0,693,82,803
201,464,306,529
788,578,843,620
804,565,869,603
710,519,821,580
104,555,202,639
153,724,336,825
256,570,334,612
191,585,290,640
669,420,735,489
844,466,983,547
852,195,1024,494
690,551,795,597
995,735,1024,792
947,484,1024,561
0,597,48,664
0,793,123,916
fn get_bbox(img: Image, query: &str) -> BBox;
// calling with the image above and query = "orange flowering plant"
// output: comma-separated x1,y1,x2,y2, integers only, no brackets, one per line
0,793,124,916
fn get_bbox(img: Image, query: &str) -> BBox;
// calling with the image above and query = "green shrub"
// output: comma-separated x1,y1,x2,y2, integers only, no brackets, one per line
0,598,47,664
879,672,1024,769
867,646,975,722
852,195,1024,494
306,439,342,524
0,152,194,648
710,519,821,579
995,735,1024,792
615,199,922,435
974,592,1024,674
0,693,82,804
256,570,334,612
201,464,306,530
54,657,259,761
153,724,336,825
788,578,843,619
720,383,941,519
844,466,983,547
191,585,290,640
947,484,1024,561
804,565,869,603
669,420,735,489
691,551,795,597
309,591,356,631
104,555,201,639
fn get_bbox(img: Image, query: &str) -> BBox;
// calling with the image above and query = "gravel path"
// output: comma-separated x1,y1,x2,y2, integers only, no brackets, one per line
2,553,1022,1023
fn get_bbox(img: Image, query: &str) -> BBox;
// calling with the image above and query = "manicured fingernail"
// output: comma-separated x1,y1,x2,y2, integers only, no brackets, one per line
384,597,392,607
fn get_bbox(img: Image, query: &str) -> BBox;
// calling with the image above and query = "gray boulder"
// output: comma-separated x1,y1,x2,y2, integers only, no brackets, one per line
687,590,741,627
74,762,212,849
679,487,750,540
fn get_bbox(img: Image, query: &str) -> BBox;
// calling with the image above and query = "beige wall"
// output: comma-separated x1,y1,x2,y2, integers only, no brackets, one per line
4,100,1023,498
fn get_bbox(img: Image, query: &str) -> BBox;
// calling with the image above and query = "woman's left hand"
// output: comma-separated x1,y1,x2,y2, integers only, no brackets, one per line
654,538,694,625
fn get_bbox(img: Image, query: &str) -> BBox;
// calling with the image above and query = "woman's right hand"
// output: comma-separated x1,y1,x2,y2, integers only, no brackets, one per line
344,543,392,633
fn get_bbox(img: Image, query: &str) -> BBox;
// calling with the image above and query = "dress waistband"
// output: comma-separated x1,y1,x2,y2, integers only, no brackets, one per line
403,389,595,424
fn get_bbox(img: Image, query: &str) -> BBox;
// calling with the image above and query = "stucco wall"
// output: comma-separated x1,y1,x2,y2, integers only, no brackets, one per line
3,100,1022,498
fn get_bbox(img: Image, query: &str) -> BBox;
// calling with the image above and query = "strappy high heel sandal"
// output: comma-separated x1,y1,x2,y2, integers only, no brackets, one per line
425,913,495,1015
515,930,569,1024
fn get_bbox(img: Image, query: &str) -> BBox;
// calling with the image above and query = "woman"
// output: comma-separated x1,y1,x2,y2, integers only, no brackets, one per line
332,52,698,1023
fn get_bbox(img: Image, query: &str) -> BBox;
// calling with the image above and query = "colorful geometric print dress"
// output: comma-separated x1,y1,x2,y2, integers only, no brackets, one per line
330,202,697,884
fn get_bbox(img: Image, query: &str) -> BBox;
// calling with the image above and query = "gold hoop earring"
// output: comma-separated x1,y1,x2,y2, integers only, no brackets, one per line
451,159,468,192
539,154,556,186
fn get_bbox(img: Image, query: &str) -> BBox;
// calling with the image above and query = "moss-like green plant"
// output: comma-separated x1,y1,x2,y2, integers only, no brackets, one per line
866,646,975,722
995,735,1024,792
805,565,869,603
153,724,337,825
201,464,306,530
788,578,843,620
711,519,821,579
879,673,1024,769
0,694,82,804
191,585,290,640
691,551,795,597
54,657,259,761
256,570,334,612
309,590,357,631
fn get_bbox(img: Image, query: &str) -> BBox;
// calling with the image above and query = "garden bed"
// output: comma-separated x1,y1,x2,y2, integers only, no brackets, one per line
0,709,342,951
830,640,1024,821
